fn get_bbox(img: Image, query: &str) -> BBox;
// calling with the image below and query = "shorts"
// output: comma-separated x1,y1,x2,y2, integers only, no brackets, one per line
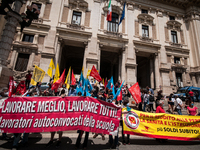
170,102,174,105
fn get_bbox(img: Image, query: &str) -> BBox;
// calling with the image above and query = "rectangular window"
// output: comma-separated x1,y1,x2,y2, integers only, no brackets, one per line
169,16,175,20
176,73,183,87
107,13,119,32
174,57,180,64
72,11,82,25
142,25,149,37
15,53,30,72
171,31,178,43
141,9,148,14
22,34,34,43
32,2,42,11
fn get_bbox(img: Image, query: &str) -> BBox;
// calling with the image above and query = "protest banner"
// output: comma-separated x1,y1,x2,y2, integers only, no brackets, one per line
122,108,200,141
0,97,121,135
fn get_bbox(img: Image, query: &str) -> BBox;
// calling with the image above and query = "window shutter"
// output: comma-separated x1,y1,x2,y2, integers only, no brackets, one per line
84,11,91,27
152,25,157,39
180,30,185,44
135,21,139,36
43,3,52,20
100,14,104,30
165,27,169,41
122,19,125,33
38,35,45,45
61,6,69,23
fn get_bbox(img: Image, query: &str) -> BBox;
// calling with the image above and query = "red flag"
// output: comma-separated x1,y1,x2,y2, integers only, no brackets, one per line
117,82,122,101
71,70,76,85
90,65,102,82
52,69,66,92
104,79,108,88
128,82,142,103
8,77,15,97
15,81,26,95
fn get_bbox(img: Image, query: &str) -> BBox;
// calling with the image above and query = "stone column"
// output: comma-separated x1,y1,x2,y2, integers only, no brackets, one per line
118,54,122,81
83,41,89,77
150,57,154,89
27,52,35,70
121,50,126,83
197,74,200,87
9,50,17,69
154,53,160,90
182,71,186,87
0,0,25,88
0,0,23,66
55,38,62,66
192,75,197,87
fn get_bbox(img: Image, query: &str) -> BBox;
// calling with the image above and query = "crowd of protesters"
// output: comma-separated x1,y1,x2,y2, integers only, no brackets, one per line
0,75,200,150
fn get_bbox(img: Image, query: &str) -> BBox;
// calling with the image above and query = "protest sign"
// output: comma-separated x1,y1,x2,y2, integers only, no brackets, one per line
122,108,200,141
0,97,121,135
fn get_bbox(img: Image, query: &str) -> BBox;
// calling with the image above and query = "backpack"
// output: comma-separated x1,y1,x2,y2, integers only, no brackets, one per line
149,95,154,102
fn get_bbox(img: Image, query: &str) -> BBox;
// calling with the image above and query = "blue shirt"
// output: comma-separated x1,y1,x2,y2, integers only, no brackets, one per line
68,88,77,96
149,88,154,95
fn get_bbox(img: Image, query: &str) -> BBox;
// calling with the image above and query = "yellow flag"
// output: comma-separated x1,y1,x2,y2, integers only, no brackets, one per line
31,65,45,85
65,67,71,89
54,64,60,83
47,59,55,78
86,69,91,79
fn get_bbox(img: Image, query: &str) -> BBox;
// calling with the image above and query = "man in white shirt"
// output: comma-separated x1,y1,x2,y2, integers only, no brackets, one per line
175,96,183,115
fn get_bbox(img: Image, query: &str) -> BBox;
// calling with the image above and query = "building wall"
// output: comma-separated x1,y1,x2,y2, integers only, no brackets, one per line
1,0,200,95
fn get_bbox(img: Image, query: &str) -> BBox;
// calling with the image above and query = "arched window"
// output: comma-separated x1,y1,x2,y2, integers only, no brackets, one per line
107,13,119,32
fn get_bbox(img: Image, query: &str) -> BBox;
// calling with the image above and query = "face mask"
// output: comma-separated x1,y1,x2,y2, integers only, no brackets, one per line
127,103,129,106
163,104,165,107
63,85,66,88
191,104,194,106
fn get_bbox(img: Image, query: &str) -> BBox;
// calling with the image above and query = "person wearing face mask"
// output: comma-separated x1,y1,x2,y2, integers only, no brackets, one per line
156,101,165,113
59,83,68,96
187,102,198,116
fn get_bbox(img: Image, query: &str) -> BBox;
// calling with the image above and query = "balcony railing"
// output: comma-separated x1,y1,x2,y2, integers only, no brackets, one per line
103,30,123,38
66,23,85,30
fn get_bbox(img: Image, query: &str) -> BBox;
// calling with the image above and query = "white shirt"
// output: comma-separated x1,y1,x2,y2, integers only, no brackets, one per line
176,98,183,109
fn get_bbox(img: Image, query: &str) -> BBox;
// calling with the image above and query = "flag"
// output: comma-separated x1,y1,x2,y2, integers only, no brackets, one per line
54,64,60,83
106,76,115,97
79,72,85,87
76,85,83,95
87,78,93,92
119,2,125,25
107,0,112,21
82,66,84,73
65,67,71,89
51,69,66,92
104,78,108,89
47,59,55,78
31,65,45,85
117,82,122,101
71,70,76,85
90,65,102,82
113,80,125,100
102,78,105,85
8,76,15,97
15,81,26,95
129,82,142,103
86,69,91,79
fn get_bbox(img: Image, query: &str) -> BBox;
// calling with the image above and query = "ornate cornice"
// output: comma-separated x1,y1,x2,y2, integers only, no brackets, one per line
137,14,154,26
68,0,88,11
166,20,182,31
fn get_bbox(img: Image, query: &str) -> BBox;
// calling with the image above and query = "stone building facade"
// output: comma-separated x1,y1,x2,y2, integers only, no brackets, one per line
2,0,200,95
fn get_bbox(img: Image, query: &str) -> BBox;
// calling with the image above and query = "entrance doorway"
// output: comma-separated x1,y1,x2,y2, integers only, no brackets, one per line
60,45,84,74
137,56,151,89
100,50,119,83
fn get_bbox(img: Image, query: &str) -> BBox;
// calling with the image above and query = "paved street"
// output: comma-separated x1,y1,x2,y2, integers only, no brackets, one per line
0,99,200,150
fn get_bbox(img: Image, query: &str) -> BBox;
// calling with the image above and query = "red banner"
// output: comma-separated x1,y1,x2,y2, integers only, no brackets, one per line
90,65,102,82
0,97,121,135
128,82,141,103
